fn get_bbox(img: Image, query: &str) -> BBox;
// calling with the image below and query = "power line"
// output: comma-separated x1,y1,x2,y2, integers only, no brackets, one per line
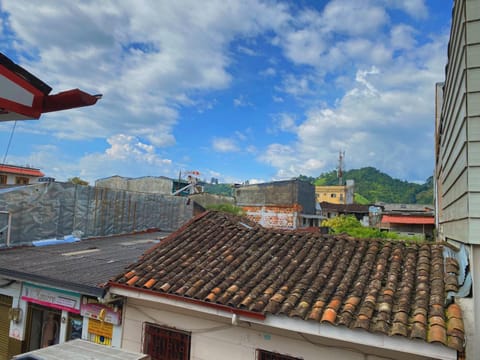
2,120,17,164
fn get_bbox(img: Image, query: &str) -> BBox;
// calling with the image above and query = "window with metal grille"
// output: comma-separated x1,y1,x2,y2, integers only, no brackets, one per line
257,349,302,360
143,323,190,360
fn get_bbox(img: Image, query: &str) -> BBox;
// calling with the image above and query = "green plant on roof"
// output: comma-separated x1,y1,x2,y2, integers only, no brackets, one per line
321,215,425,242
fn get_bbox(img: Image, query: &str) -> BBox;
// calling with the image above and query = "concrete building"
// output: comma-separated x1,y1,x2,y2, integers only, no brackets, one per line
434,0,480,358
95,175,173,195
234,179,321,229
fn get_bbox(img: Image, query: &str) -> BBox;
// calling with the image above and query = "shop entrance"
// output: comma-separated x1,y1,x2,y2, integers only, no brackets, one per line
25,304,61,351
0,294,12,360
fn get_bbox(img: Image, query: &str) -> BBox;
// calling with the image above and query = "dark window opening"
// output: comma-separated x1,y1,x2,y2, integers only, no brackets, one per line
143,323,190,360
257,349,302,360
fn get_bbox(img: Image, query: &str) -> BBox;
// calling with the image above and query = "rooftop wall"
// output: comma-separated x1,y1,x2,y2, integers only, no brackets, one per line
0,182,194,246
235,180,315,214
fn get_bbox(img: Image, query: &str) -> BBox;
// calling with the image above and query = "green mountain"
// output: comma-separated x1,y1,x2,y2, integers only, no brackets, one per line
313,167,433,204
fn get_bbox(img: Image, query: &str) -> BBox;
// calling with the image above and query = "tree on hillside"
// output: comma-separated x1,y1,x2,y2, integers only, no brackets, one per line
68,177,89,186
314,167,433,204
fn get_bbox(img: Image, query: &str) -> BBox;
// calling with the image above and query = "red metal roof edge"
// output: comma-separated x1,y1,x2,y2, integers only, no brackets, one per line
0,164,44,177
108,281,266,321
381,214,435,225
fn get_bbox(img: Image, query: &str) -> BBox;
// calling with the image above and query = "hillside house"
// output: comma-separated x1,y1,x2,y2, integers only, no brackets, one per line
0,164,44,186
109,211,465,360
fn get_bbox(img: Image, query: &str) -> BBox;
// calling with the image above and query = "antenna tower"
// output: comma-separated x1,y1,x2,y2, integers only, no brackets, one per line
337,151,345,185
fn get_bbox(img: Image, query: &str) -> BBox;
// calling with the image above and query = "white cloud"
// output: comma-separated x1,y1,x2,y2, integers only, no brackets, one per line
271,113,297,133
237,45,257,56
390,24,417,50
322,0,389,36
385,0,428,20
260,29,448,181
260,67,276,77
278,74,313,97
212,137,239,152
233,95,252,107
1,0,291,145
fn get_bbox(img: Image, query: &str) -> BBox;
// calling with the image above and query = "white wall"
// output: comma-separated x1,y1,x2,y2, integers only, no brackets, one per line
121,298,447,360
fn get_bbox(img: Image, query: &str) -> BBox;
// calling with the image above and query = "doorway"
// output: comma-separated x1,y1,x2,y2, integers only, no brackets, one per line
25,304,61,351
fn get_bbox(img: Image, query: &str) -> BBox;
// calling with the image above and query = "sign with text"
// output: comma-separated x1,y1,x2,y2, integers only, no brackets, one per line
88,318,113,338
22,283,81,313
80,303,121,325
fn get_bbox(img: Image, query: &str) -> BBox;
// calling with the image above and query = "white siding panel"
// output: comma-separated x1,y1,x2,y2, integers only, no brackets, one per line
467,44,480,68
442,218,469,243
469,193,480,217
441,145,467,192
467,68,480,92
468,219,480,244
468,92,480,116
443,193,469,220
467,116,480,140
440,95,466,166
443,122,467,172
443,57,466,134
468,142,480,165
468,167,480,191
466,0,480,21
465,1,480,21
467,20,480,44
442,170,468,207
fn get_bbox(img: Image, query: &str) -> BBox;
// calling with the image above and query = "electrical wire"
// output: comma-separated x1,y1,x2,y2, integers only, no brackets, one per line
2,120,17,164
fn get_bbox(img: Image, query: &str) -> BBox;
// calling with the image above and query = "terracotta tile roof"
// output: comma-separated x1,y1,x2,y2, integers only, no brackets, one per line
111,211,465,352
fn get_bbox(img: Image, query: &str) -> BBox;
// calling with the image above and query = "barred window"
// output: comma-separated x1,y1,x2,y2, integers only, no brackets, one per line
143,323,190,360
257,349,302,360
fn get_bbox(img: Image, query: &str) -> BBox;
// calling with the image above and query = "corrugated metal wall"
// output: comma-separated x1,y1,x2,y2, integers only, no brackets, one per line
0,182,194,246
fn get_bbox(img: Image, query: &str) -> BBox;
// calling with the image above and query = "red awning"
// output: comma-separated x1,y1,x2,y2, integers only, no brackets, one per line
381,215,434,225
0,52,101,121
0,164,44,177
42,89,101,113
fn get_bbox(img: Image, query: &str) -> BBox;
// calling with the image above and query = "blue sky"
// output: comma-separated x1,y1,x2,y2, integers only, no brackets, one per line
0,1,452,184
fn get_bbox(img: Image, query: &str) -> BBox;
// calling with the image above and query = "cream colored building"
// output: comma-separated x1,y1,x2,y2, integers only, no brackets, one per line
111,291,455,360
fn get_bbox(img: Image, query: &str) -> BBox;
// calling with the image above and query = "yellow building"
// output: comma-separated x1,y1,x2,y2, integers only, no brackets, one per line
315,180,355,205
315,185,347,204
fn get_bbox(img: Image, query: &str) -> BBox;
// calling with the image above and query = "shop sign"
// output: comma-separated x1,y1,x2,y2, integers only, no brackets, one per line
21,283,80,313
80,303,121,325
88,318,113,338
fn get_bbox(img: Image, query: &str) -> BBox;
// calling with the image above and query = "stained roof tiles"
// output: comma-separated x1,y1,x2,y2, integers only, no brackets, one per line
112,211,465,352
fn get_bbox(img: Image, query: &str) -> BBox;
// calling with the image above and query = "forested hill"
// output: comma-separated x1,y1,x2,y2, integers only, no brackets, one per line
304,167,433,204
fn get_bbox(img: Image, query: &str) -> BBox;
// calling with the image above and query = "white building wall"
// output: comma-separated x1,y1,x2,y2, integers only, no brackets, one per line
435,1,480,359
120,298,450,360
